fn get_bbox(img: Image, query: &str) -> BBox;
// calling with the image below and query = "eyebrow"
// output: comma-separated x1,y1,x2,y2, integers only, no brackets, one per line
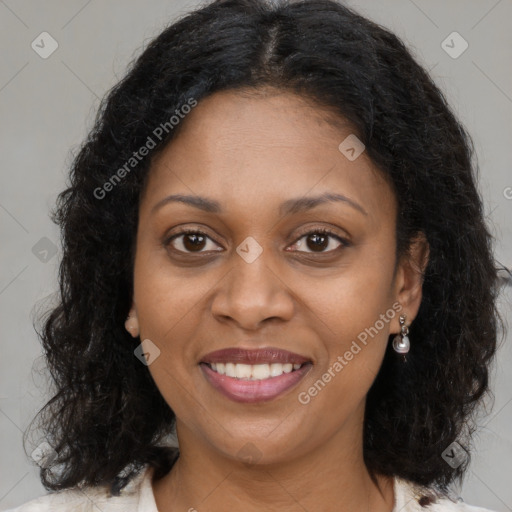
151,192,367,217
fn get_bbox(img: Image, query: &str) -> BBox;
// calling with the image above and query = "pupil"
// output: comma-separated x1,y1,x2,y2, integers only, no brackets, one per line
308,233,328,252
184,233,206,251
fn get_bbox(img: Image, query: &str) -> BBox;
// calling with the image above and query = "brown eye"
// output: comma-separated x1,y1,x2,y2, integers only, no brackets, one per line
165,227,349,256
289,229,349,254
166,230,222,253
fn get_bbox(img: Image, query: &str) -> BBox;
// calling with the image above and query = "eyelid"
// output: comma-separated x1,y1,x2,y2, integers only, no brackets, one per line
292,225,351,244
164,227,223,252
286,227,350,254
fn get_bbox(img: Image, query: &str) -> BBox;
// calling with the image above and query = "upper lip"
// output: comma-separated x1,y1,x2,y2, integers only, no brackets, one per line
200,347,312,365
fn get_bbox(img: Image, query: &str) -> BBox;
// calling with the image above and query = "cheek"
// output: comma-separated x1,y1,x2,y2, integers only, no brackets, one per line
302,247,395,390
132,265,201,419
301,295,393,422
301,251,395,339
133,239,203,333
132,250,202,376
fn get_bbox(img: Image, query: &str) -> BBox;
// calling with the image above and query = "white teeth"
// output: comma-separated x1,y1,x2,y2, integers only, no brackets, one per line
209,362,303,380
235,364,252,379
269,363,283,377
282,363,293,373
225,362,236,377
251,364,270,380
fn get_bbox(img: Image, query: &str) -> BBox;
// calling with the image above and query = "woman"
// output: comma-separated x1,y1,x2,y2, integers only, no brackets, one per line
5,0,503,510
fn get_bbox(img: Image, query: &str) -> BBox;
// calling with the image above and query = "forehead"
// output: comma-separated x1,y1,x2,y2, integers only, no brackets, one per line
142,89,395,226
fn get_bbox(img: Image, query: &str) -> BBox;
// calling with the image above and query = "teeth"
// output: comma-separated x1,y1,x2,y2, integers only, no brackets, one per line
208,362,303,380
270,363,283,377
251,364,270,380
235,363,252,379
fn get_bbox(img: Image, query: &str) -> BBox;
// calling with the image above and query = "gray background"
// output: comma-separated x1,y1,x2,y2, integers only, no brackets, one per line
1,0,511,510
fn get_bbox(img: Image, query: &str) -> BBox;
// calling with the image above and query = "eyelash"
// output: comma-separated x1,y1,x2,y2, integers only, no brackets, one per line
164,227,350,255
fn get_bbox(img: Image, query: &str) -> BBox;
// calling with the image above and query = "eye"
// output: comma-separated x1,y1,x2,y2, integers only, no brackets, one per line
165,227,350,255
165,229,222,254
288,228,349,254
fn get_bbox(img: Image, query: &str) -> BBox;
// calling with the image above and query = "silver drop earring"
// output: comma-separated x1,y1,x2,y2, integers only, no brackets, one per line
392,314,410,354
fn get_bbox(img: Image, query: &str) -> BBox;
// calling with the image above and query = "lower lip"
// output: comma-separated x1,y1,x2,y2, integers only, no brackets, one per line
200,363,312,403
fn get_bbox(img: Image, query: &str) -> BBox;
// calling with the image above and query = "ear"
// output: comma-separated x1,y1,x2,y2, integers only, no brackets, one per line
124,303,140,338
392,231,430,332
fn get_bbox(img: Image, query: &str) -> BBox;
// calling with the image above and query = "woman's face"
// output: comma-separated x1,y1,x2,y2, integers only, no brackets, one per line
131,89,424,465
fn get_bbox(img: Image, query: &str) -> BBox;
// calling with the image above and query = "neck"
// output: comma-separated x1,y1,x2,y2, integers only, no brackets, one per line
152,420,395,512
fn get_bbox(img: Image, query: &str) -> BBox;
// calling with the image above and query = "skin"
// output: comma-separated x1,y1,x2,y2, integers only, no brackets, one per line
126,88,429,512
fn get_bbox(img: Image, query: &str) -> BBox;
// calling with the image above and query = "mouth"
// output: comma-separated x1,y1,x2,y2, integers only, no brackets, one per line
199,347,313,403
201,361,308,379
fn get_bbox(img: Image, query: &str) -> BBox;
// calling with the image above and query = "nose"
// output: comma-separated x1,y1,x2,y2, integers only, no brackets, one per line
210,248,295,331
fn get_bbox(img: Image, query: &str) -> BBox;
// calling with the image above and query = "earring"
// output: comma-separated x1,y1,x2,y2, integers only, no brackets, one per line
392,314,410,354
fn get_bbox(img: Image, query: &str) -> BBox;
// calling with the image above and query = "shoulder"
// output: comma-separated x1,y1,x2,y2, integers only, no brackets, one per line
1,466,156,512
394,477,497,512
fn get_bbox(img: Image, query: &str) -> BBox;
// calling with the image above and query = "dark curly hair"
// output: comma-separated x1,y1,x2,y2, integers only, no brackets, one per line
25,0,503,500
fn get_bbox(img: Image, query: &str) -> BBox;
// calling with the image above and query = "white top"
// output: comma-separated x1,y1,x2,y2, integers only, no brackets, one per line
2,465,496,512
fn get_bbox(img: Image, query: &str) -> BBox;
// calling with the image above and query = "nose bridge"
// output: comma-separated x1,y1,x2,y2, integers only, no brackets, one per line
229,239,280,303
233,241,275,292
211,236,294,327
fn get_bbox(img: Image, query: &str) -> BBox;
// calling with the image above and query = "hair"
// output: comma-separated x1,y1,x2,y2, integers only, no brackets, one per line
25,0,503,501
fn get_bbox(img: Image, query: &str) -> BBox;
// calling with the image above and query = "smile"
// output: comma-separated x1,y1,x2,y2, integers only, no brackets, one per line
199,347,313,403
205,362,304,380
